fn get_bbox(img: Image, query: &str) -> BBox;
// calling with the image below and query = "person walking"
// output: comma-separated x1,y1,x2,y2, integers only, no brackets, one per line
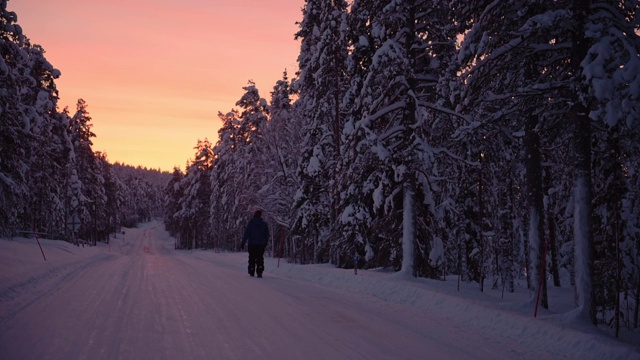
241,210,269,278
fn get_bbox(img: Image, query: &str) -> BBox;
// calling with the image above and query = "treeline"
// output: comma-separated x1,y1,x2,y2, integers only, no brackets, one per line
164,0,640,330
0,3,168,243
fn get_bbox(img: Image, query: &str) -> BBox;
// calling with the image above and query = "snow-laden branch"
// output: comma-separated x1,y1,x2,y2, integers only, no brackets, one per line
417,101,473,124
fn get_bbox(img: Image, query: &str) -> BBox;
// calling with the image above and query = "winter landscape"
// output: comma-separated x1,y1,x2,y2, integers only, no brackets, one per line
0,222,638,360
2,1,640,359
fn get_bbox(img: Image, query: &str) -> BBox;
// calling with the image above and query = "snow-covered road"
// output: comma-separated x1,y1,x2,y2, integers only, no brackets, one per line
1,223,637,360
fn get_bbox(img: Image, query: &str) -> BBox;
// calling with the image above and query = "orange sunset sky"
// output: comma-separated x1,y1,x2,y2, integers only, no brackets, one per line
9,0,304,172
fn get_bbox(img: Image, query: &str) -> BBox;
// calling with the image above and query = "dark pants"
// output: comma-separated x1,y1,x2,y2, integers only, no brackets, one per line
248,244,266,276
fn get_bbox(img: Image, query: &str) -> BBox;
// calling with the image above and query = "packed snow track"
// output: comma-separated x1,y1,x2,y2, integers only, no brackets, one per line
1,223,635,360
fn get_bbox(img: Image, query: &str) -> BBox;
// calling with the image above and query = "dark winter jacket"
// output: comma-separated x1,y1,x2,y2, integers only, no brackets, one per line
241,216,269,246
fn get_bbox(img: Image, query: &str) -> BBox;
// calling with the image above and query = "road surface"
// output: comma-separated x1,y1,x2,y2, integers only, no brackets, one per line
1,224,562,360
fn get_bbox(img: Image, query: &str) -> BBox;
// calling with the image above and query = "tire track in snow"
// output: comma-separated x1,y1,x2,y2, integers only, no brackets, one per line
0,251,112,329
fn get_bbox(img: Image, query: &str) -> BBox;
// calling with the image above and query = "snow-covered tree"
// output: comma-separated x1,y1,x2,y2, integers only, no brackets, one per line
261,71,301,254
235,80,270,208
210,110,244,250
19,43,64,237
208,82,271,251
173,139,213,249
163,167,184,239
67,99,106,243
292,0,349,264
339,0,459,278
453,0,561,298
1,2,169,244
0,1,65,236
579,0,640,328
451,0,640,326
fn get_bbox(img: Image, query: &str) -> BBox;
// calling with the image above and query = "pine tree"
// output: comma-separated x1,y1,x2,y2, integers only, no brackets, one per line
340,0,458,277
235,80,270,209
580,0,640,328
262,71,300,252
0,3,33,235
293,0,349,264
1,2,171,242
452,0,575,298
175,139,213,249
20,43,63,237
210,110,245,251
209,81,270,252
67,99,101,242
337,0,397,269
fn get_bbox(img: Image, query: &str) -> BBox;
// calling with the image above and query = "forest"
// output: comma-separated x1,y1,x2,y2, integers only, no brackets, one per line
0,3,168,244
162,0,640,332
2,0,639,333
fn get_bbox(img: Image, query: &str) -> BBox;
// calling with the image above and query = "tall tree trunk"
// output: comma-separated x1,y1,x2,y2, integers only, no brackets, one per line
525,114,548,308
334,62,341,160
507,163,516,293
634,275,640,328
478,153,485,292
545,169,561,287
401,180,415,277
572,107,595,324
571,0,596,325
399,0,417,278
614,209,620,337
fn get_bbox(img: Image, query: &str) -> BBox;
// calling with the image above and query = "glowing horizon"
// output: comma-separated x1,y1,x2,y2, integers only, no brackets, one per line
9,0,302,172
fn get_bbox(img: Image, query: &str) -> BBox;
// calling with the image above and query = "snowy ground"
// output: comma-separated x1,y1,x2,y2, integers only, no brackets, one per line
1,221,638,360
